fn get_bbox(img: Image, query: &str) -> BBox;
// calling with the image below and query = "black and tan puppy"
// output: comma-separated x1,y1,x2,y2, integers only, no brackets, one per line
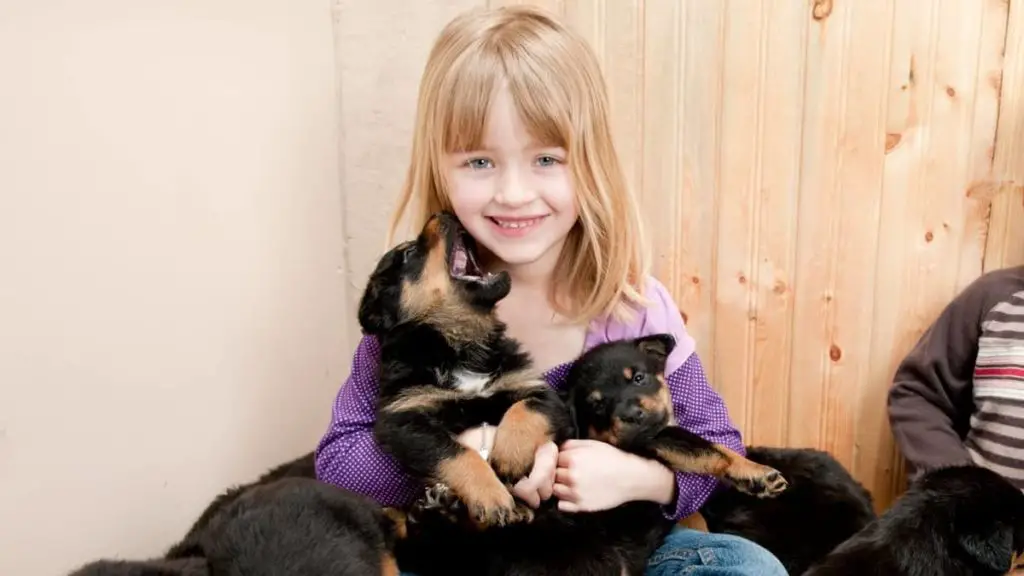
565,334,788,496
803,464,1024,576
359,211,573,528
67,454,406,576
395,334,789,576
164,451,317,560
699,447,876,575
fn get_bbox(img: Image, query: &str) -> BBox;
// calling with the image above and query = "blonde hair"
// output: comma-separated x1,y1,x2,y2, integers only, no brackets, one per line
388,4,650,323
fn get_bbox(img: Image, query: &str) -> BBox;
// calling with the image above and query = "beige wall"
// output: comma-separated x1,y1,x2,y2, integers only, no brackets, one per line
0,1,348,574
4,0,1024,574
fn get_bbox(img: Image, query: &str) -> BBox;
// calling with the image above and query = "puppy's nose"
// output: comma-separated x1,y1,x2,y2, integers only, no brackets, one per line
624,403,647,422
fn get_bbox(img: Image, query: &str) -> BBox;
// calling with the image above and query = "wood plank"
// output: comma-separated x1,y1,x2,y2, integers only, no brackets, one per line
745,0,808,447
674,0,725,378
985,0,1024,270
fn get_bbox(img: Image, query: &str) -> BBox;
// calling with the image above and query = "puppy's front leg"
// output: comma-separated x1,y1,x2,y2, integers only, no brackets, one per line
375,390,531,528
637,426,788,498
487,382,571,482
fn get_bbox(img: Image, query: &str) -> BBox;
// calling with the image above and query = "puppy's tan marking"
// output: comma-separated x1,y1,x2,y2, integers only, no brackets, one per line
654,445,732,476
381,507,407,540
654,443,787,497
678,511,709,533
381,553,400,576
623,367,634,380
589,417,623,446
382,386,463,413
437,450,522,527
488,370,547,394
489,399,553,479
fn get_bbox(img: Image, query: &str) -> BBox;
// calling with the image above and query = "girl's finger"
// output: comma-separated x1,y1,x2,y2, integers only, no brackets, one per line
537,468,555,501
557,498,580,513
560,439,583,451
552,482,574,501
554,467,574,486
512,478,541,508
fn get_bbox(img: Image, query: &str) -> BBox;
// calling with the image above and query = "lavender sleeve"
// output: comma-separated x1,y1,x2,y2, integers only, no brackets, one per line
313,335,422,507
663,354,745,520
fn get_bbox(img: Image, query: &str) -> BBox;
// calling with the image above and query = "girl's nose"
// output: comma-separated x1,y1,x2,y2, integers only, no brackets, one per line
494,167,535,207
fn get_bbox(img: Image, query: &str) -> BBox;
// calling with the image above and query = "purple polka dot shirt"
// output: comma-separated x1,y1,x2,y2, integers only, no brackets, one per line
314,277,745,520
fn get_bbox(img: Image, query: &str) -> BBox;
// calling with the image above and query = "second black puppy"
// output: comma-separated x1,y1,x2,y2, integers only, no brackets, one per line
699,447,877,575
803,464,1024,575
359,211,573,528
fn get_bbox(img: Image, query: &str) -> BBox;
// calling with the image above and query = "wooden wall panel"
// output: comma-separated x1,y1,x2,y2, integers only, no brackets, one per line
339,0,1024,511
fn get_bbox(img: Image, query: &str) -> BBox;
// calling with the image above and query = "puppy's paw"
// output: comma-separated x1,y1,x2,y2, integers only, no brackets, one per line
465,486,520,529
728,464,788,498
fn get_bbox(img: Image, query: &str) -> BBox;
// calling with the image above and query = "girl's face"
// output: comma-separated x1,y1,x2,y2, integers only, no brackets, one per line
444,84,578,278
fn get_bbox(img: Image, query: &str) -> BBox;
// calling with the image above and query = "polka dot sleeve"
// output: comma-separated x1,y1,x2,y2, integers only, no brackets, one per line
664,353,746,520
313,335,422,508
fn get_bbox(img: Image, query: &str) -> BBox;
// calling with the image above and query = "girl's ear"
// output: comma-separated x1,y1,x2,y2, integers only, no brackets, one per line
633,334,676,365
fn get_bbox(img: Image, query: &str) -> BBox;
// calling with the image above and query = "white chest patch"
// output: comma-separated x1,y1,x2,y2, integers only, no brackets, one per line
452,370,491,394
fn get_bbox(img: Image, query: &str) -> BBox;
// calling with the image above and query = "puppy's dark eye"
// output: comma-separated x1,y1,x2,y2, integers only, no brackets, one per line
632,372,646,385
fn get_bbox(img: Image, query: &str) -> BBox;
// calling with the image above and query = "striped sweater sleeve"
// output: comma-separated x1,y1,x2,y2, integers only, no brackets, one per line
888,265,1024,481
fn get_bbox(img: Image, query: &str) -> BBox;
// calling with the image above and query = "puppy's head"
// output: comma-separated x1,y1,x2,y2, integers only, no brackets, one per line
921,465,1024,574
357,211,511,338
566,334,676,447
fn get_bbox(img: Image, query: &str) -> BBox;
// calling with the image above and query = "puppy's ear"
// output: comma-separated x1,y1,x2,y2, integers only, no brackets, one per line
634,334,676,365
957,521,1013,573
358,281,400,334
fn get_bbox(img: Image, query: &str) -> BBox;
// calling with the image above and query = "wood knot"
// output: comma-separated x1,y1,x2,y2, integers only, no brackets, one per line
738,273,747,285
991,72,1003,92
924,230,934,242
885,133,902,153
946,86,956,98
692,276,700,285
772,280,787,295
829,344,842,362
812,0,833,20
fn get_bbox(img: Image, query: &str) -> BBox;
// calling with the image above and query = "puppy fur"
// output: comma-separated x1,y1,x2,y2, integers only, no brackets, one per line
395,334,789,576
67,453,406,576
164,452,317,560
698,447,876,575
360,211,573,529
803,464,1024,576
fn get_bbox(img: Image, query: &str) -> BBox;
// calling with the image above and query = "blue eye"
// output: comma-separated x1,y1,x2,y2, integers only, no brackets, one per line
466,158,493,170
536,155,560,167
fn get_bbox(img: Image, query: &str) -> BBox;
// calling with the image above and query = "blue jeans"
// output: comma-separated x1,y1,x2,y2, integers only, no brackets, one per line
400,527,786,575
644,527,787,575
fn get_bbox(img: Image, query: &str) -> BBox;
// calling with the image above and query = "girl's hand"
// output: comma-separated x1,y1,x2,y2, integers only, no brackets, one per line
553,439,676,513
510,441,558,508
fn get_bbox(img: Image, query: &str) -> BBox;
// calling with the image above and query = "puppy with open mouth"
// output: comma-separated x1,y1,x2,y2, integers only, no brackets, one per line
360,211,574,530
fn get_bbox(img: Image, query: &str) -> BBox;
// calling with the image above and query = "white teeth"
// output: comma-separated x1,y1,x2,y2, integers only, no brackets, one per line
494,217,543,229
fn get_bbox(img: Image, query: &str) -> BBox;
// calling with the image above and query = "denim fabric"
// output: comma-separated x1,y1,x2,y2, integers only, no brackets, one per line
644,527,787,575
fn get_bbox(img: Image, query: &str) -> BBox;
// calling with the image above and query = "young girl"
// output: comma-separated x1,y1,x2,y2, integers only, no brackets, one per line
315,5,786,575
